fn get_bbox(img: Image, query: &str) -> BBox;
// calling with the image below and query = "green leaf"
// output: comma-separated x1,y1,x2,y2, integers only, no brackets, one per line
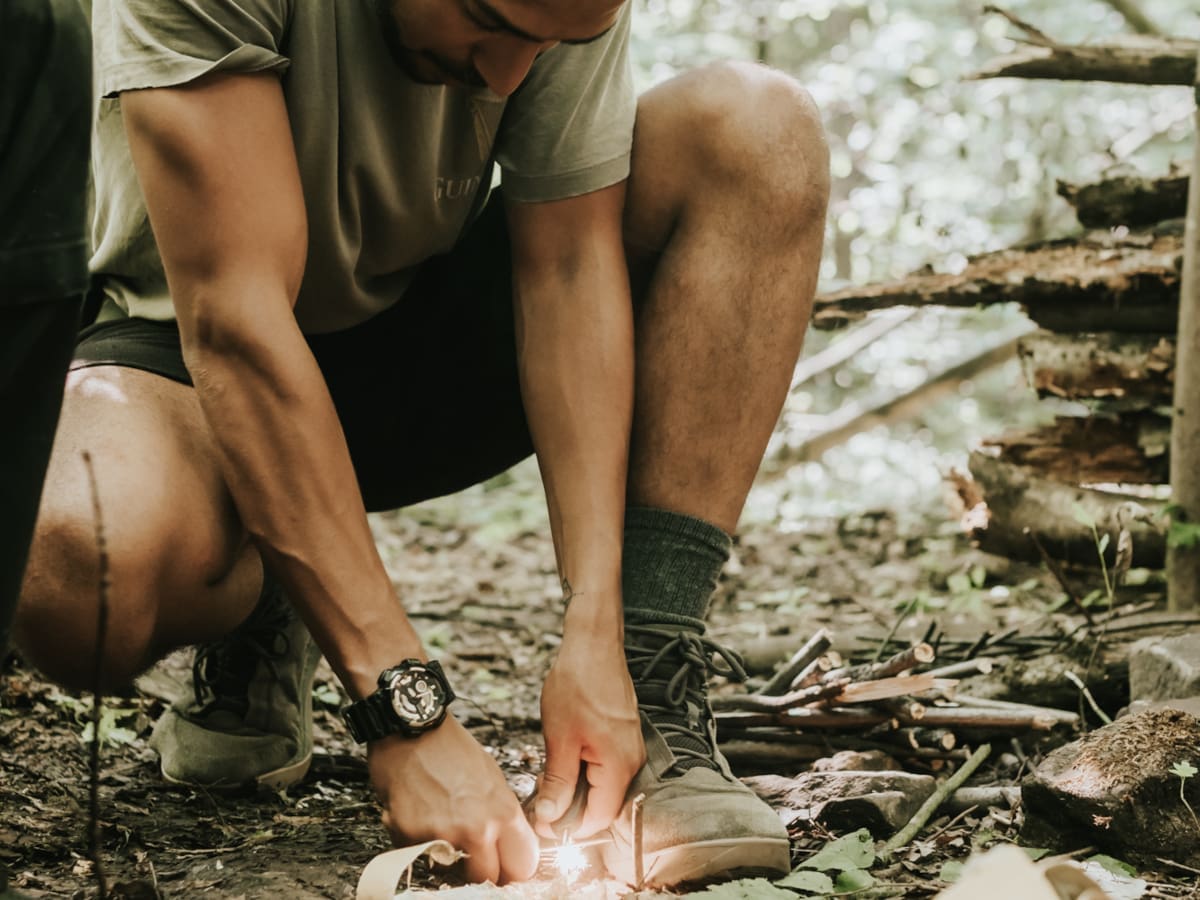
1089,854,1138,878
946,572,972,595
834,868,876,892
1098,533,1110,555
1171,760,1198,779
1072,504,1096,528
799,829,875,872
689,877,801,899
969,564,987,588
1167,521,1200,549
777,869,836,893
938,860,965,883
1022,847,1052,861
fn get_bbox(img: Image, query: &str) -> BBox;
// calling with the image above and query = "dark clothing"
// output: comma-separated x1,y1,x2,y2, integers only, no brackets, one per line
0,0,91,648
75,199,536,511
0,0,91,305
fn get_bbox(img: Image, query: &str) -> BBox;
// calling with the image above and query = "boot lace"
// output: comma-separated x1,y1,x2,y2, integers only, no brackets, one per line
192,583,293,716
625,624,747,776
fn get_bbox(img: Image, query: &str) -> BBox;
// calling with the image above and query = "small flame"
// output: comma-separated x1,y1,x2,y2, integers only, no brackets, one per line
552,836,589,883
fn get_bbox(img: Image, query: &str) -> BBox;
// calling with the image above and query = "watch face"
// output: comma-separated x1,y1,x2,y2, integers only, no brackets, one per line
387,666,448,728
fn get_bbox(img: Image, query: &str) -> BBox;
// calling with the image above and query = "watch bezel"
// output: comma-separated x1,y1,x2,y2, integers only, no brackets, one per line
382,661,453,731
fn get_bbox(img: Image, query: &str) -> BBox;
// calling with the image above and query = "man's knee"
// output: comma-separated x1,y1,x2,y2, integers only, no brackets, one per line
639,60,830,217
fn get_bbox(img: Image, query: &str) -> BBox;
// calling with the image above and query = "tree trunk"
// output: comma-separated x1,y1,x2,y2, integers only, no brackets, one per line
1167,61,1200,612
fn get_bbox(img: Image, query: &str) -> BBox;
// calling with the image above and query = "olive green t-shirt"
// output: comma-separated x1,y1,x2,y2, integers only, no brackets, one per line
90,0,635,333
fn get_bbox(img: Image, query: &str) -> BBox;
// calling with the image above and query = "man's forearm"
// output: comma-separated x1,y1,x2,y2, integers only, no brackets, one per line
511,228,634,635
182,301,423,699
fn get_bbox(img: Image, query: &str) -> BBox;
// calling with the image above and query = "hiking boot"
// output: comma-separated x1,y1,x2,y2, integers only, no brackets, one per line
602,624,791,887
149,575,322,791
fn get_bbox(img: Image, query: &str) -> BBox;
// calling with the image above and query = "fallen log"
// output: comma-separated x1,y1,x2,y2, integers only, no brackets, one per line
971,6,1197,86
1017,330,1175,406
813,228,1182,333
958,450,1167,568
1057,168,1189,229
982,413,1170,485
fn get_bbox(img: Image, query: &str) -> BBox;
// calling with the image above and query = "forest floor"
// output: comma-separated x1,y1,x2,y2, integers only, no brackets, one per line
1,457,1191,899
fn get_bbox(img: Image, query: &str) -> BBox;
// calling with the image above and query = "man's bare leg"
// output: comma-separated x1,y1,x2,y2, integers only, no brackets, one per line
15,366,262,691
624,60,829,529
603,61,829,887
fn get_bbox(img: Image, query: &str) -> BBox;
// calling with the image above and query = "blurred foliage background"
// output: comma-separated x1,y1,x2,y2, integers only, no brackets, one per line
623,0,1199,525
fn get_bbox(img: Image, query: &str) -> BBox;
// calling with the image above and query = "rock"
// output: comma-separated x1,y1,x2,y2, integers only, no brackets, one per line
1129,633,1200,702
810,750,901,772
1021,709,1200,868
1121,697,1200,720
743,770,935,835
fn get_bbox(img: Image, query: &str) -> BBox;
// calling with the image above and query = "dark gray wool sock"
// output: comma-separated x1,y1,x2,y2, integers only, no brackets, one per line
621,506,732,631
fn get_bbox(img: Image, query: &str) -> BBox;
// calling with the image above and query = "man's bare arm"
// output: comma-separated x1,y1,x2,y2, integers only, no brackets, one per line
121,73,422,696
506,182,645,838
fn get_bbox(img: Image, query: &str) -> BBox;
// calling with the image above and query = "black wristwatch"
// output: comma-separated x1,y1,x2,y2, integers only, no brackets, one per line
341,659,456,743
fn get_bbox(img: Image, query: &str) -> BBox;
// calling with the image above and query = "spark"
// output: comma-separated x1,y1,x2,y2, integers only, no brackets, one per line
552,835,589,883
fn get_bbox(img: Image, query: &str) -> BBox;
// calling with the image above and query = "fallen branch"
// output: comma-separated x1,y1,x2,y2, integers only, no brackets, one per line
82,451,110,900
760,629,832,696
972,7,1197,85
881,743,992,858
823,643,935,684
712,679,849,713
833,674,939,705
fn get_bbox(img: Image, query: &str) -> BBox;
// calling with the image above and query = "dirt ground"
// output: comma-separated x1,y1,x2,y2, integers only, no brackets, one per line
2,459,1194,898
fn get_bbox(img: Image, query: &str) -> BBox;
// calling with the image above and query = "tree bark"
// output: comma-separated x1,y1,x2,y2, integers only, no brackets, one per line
813,229,1182,333
1018,330,1175,406
983,413,1170,485
959,450,1168,568
972,7,1196,86
1167,62,1200,612
1058,169,1189,229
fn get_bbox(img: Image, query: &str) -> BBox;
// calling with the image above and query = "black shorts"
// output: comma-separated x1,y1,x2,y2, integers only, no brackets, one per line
74,200,535,512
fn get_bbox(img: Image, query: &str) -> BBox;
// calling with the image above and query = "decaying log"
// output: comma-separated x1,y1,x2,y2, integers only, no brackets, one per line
813,228,1182,333
1018,330,1175,405
982,414,1170,485
959,450,1167,567
972,7,1197,86
1058,169,1189,229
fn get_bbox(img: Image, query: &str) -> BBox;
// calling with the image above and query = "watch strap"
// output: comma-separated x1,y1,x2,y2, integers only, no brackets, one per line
342,690,398,743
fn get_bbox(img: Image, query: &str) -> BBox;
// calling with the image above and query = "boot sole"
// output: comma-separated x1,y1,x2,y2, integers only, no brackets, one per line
602,836,791,887
159,751,313,792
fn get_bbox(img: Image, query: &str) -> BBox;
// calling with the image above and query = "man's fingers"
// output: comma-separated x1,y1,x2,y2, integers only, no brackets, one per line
463,837,501,886
574,761,628,840
533,742,582,836
497,813,540,883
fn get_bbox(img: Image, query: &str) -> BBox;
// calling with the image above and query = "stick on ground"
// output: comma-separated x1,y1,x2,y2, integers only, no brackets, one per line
881,743,992,859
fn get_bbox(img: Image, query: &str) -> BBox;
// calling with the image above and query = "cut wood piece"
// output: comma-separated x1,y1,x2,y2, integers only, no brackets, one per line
971,7,1197,85
983,413,1171,485
1058,168,1189,229
760,628,832,696
959,450,1167,568
834,674,938,705
711,679,848,713
1018,330,1175,405
813,229,1182,333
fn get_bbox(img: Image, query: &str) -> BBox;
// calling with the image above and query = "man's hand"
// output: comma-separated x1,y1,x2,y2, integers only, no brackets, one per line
368,717,539,885
534,623,645,839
